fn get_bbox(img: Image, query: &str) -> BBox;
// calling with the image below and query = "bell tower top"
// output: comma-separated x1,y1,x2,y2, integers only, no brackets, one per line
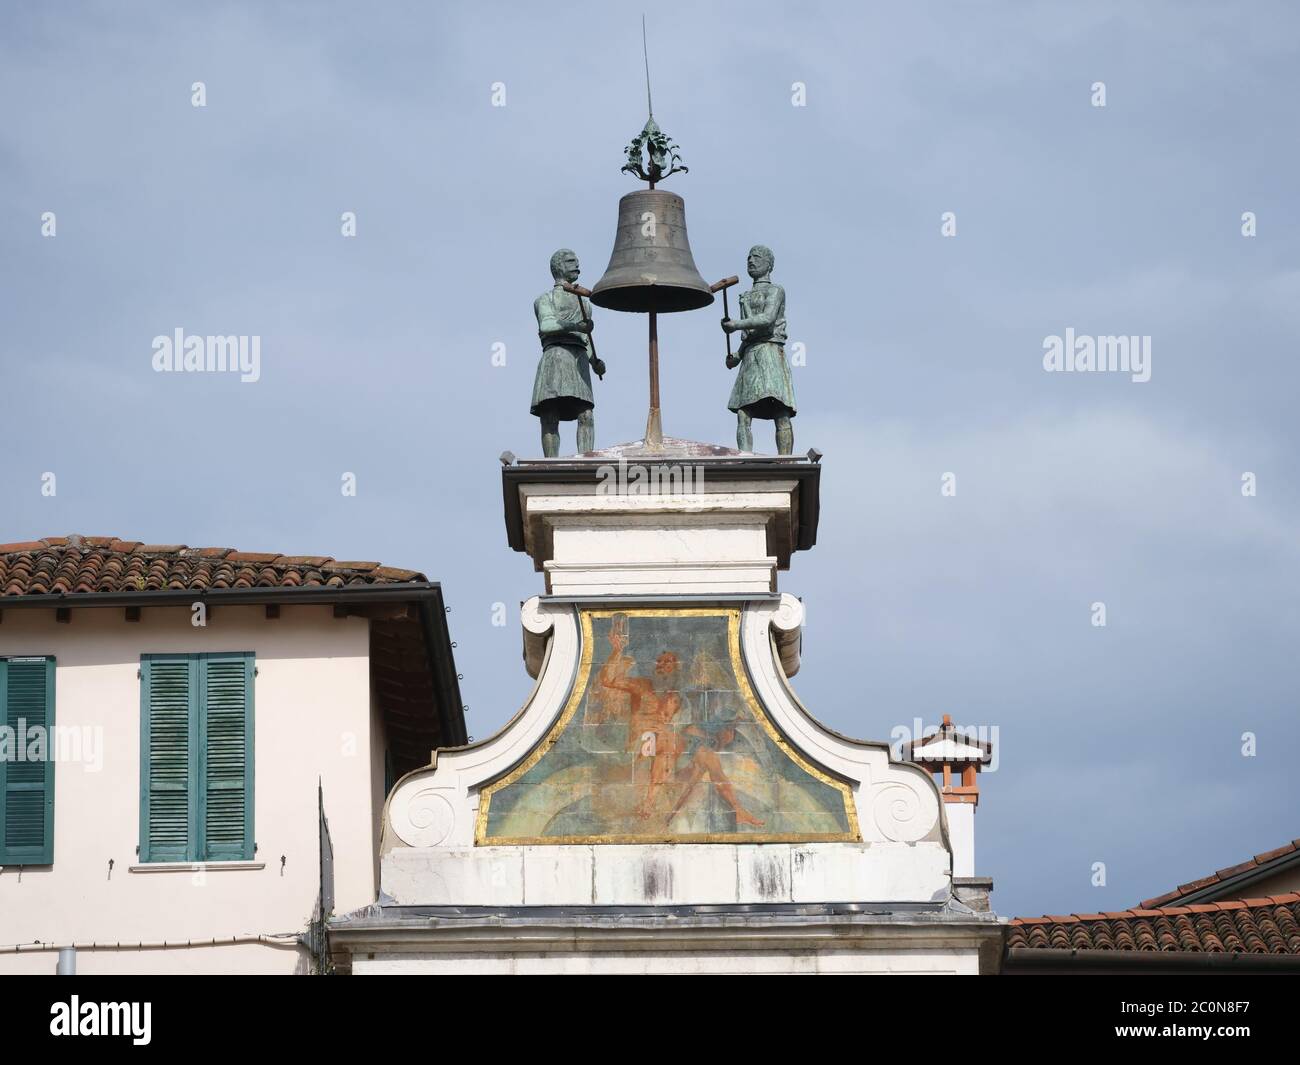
500,448,822,597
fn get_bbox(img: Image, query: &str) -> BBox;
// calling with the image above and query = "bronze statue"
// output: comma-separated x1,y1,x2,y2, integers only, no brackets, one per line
532,249,606,456
721,245,796,455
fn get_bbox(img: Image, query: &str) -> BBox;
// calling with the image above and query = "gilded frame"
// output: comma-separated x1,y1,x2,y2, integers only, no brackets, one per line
475,606,860,845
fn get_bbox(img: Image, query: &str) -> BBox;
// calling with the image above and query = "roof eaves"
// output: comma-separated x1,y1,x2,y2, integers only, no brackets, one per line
0,583,442,609
1138,843,1300,908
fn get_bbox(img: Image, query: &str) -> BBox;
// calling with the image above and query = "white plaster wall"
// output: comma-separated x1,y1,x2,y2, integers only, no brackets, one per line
946,803,975,878
0,605,374,974
549,518,769,564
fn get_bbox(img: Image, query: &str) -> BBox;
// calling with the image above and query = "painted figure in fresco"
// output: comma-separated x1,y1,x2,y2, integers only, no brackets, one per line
532,248,607,457
720,245,796,455
666,708,763,828
597,625,763,826
479,610,857,843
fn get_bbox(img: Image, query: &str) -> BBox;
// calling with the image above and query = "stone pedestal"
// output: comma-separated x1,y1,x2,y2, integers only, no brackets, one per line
329,447,1002,974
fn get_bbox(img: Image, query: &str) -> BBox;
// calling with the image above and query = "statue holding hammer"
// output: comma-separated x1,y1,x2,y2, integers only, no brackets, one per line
720,245,796,455
532,248,606,456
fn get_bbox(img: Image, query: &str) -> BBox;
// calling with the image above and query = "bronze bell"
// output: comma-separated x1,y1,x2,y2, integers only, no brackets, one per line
590,189,714,313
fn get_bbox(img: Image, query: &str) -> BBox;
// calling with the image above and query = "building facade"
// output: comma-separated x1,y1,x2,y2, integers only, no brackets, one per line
328,446,1003,974
0,536,463,974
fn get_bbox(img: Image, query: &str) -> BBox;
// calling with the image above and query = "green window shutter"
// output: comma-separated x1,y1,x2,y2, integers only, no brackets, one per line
0,657,56,865
140,656,196,862
200,654,254,861
140,653,253,863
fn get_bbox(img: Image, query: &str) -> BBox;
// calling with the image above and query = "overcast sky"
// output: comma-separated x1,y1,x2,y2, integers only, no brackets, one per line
3,1,1297,918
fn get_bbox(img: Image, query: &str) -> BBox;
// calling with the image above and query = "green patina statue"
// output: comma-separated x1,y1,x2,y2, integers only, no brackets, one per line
722,245,796,455
532,249,606,456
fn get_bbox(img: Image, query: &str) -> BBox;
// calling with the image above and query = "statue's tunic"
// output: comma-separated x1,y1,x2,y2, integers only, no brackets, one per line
531,286,595,420
727,282,797,419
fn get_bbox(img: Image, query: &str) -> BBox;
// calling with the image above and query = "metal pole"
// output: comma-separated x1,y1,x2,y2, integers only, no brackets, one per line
646,311,663,447
56,947,76,975
723,287,732,360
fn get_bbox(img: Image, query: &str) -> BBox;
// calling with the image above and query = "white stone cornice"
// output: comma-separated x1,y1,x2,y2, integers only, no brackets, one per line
544,559,777,596
516,478,804,582
331,911,1002,974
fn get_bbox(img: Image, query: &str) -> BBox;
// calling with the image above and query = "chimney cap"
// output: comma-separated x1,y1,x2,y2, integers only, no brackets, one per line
906,716,994,766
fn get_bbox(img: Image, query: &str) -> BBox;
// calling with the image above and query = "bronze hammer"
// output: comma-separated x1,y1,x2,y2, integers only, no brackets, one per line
559,280,603,380
711,276,740,366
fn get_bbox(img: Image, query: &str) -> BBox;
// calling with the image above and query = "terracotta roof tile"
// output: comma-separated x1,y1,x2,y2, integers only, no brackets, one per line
1141,889,1181,908
1255,843,1297,863
1215,859,1261,879
0,537,429,597
1138,837,1300,908
1009,895,1300,954
0,541,46,553
372,566,423,581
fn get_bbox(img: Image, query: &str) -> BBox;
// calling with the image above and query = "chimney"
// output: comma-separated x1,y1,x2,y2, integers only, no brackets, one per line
906,715,994,908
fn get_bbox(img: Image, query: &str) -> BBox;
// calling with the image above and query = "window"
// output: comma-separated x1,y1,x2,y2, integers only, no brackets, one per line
0,656,56,865
140,653,254,863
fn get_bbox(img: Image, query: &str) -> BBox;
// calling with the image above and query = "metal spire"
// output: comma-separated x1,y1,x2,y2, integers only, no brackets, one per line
642,14,653,118
620,17,687,187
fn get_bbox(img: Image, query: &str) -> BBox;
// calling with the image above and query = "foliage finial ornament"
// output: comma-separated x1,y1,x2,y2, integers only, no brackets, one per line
619,17,686,187
621,114,688,187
